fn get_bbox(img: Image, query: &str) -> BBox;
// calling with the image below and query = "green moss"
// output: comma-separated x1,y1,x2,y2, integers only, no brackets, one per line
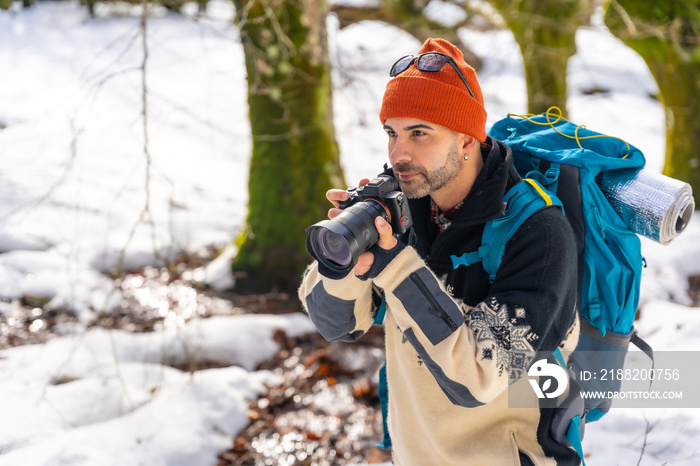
491,0,583,116
605,0,700,196
233,0,345,292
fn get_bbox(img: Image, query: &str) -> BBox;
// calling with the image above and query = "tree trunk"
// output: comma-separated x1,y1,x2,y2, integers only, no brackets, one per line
605,0,700,194
332,0,483,70
233,0,345,293
490,0,590,117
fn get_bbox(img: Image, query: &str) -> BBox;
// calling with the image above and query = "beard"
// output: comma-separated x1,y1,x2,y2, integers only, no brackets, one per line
393,143,462,199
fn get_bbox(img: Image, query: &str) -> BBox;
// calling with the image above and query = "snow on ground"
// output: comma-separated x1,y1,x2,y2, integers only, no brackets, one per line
1,1,699,464
0,313,315,465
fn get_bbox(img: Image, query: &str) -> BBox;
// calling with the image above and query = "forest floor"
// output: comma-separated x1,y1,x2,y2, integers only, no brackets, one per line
0,251,393,465
10,250,700,465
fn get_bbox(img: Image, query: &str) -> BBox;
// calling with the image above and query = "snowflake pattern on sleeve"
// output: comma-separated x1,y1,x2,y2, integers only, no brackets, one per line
465,297,538,382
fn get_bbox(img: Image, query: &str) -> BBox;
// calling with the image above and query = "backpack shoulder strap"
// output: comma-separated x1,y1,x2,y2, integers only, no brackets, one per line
451,179,562,282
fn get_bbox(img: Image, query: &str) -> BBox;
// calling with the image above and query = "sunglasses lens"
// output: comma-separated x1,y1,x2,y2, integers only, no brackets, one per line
389,51,475,99
390,56,415,77
417,53,449,72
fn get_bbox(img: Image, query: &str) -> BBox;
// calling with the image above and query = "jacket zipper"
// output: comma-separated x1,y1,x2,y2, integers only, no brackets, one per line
409,272,460,331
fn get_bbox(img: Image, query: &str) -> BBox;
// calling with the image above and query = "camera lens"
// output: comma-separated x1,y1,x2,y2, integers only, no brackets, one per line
305,200,387,279
316,229,352,267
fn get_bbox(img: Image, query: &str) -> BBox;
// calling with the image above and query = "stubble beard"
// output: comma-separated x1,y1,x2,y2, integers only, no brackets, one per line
394,143,462,199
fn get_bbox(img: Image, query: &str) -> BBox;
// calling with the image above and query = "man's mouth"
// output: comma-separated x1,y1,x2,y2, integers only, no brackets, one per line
397,172,418,181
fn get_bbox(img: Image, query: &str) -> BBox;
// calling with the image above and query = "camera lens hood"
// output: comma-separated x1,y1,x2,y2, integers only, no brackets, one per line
305,200,386,279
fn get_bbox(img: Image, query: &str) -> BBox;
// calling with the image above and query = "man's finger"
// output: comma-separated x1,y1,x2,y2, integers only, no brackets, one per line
354,251,374,276
326,189,348,208
375,217,398,250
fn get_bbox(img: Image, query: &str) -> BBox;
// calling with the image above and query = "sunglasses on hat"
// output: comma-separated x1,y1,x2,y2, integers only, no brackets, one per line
389,52,476,99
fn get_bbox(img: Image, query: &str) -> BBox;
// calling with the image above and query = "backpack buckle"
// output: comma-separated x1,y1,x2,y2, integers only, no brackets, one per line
545,165,560,185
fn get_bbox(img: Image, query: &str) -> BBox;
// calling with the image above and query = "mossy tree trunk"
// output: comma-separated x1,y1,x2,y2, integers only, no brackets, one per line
605,0,700,194
490,0,591,117
232,0,345,293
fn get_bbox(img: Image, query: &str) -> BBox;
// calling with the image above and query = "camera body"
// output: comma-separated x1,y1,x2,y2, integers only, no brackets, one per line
305,173,413,279
339,175,412,235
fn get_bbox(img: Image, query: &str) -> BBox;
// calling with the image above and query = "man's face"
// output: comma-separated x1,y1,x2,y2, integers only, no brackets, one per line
383,117,463,199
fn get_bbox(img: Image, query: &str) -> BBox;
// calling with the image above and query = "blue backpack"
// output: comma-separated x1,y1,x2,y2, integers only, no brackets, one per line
488,109,653,462
375,109,653,462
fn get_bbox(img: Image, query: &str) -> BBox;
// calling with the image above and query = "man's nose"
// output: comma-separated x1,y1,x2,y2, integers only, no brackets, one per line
389,138,411,165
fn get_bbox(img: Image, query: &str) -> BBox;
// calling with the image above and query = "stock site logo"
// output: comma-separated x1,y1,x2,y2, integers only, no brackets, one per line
528,359,568,399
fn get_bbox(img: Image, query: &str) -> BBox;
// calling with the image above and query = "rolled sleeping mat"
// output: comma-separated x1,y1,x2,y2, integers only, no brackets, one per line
597,168,695,245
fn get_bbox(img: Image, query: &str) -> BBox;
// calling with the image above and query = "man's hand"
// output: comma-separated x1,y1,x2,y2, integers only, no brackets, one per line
354,217,398,276
325,179,399,276
326,178,369,219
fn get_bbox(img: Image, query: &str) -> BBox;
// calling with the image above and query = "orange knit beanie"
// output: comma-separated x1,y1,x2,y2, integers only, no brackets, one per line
379,38,487,142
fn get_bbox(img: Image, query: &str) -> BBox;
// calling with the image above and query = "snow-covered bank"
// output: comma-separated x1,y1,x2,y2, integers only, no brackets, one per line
2,1,700,464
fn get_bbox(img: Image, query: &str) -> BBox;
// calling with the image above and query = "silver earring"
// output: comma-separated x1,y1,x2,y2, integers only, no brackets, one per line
464,154,469,161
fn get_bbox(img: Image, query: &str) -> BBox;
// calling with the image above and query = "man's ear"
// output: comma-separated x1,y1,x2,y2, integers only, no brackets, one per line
462,134,479,155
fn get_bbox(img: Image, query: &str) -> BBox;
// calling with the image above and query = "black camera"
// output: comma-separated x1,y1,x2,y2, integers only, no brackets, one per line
305,174,413,279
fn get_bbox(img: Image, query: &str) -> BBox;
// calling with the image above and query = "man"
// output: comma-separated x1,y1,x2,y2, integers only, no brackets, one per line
298,38,580,465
